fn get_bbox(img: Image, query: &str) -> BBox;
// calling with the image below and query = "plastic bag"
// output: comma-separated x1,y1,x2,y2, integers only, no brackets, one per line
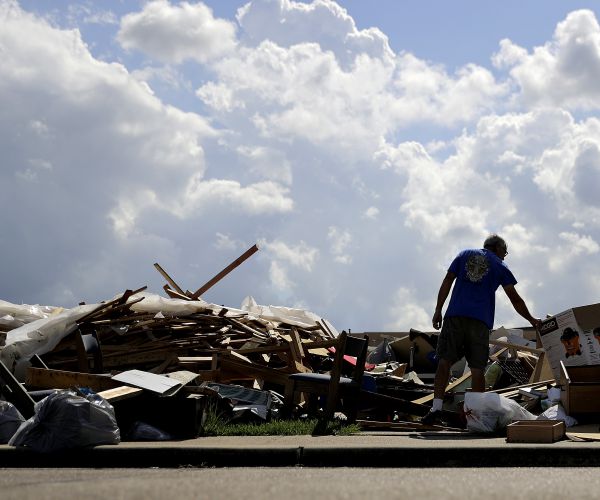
0,401,25,444
537,403,578,427
127,421,173,441
9,389,120,452
464,392,536,433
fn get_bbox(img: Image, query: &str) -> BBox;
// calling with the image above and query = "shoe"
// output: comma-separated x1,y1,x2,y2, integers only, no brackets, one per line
421,409,445,426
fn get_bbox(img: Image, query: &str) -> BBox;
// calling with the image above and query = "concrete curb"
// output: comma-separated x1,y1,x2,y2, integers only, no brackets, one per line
1,442,600,468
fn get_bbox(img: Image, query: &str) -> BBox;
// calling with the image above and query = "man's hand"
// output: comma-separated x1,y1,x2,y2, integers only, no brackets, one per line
432,310,443,330
530,317,542,331
432,271,455,330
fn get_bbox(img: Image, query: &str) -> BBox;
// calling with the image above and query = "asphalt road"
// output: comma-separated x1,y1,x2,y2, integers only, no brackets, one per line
2,467,599,500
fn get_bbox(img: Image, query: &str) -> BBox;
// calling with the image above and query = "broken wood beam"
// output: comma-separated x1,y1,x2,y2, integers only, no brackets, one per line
163,285,192,301
25,367,120,392
154,263,187,296
190,244,259,299
96,385,144,403
0,360,36,419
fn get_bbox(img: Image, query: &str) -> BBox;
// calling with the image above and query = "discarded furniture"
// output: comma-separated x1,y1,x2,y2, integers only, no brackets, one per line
560,361,600,418
284,331,368,422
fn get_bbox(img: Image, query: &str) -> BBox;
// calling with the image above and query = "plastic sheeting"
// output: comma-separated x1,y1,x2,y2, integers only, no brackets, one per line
241,295,336,333
0,303,98,373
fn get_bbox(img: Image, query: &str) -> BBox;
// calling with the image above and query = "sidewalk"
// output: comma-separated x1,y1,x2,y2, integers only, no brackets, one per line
2,432,600,468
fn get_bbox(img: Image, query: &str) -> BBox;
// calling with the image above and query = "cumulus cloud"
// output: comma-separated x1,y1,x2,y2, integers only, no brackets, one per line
260,239,318,271
8,0,600,333
236,0,394,67
0,1,292,304
117,0,237,64
548,231,600,271
269,261,295,291
327,226,352,264
363,206,379,219
236,145,293,185
386,287,431,331
494,9,600,110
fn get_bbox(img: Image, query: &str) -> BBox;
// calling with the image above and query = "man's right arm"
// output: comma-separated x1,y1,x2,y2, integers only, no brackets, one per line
503,284,541,329
432,271,456,330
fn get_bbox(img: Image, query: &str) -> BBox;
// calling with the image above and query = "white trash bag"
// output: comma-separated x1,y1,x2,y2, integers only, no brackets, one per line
464,392,536,433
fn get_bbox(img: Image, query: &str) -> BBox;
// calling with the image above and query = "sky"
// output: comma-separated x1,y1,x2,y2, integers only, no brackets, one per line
3,0,600,333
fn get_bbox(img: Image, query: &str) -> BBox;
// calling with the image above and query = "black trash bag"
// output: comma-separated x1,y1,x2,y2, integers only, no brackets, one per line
9,389,120,452
0,401,25,444
126,421,174,441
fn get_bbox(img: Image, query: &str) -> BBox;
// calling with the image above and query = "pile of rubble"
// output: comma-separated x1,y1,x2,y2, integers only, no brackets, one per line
0,246,598,450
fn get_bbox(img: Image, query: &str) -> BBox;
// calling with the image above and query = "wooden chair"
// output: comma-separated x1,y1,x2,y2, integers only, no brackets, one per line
284,330,368,422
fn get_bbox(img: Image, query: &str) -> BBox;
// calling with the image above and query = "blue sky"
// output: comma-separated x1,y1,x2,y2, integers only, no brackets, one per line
4,0,600,332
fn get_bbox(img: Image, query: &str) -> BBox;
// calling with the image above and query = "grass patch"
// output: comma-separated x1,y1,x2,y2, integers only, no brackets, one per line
201,411,360,436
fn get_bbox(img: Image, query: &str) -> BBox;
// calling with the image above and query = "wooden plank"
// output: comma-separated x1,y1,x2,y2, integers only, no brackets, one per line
219,356,290,386
96,386,143,402
235,345,290,355
529,351,555,383
0,360,36,418
102,349,178,368
190,244,259,299
488,338,543,355
76,287,146,324
162,284,192,301
290,327,306,358
25,367,120,392
490,380,554,399
154,262,187,295
412,371,472,404
226,317,268,340
148,353,178,374
177,356,214,364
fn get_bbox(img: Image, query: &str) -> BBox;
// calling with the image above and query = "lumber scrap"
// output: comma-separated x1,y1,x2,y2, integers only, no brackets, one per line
154,263,187,296
0,360,36,418
190,244,259,299
219,354,290,386
412,371,472,404
96,386,144,403
25,367,120,392
488,338,543,355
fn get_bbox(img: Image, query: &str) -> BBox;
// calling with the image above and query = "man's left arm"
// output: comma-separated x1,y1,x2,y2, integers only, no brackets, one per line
503,284,541,329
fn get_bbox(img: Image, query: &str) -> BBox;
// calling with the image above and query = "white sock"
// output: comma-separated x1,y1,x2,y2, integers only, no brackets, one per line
432,398,443,412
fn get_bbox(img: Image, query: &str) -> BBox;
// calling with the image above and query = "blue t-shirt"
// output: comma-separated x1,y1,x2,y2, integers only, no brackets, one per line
444,248,517,329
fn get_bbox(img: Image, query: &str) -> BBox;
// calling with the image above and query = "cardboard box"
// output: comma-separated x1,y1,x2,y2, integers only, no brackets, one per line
538,303,600,380
559,361,600,416
506,420,565,443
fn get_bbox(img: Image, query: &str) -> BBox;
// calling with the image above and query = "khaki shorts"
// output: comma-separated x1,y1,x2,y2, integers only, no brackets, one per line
436,316,490,370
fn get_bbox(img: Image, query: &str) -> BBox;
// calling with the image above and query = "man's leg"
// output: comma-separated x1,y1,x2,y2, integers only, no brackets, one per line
470,367,485,392
433,358,452,400
422,317,462,423
421,358,452,423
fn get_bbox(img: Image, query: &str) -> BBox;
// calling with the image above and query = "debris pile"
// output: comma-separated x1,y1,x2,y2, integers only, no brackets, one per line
0,245,599,448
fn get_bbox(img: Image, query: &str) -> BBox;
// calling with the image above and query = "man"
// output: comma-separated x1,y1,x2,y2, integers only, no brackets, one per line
422,234,540,425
